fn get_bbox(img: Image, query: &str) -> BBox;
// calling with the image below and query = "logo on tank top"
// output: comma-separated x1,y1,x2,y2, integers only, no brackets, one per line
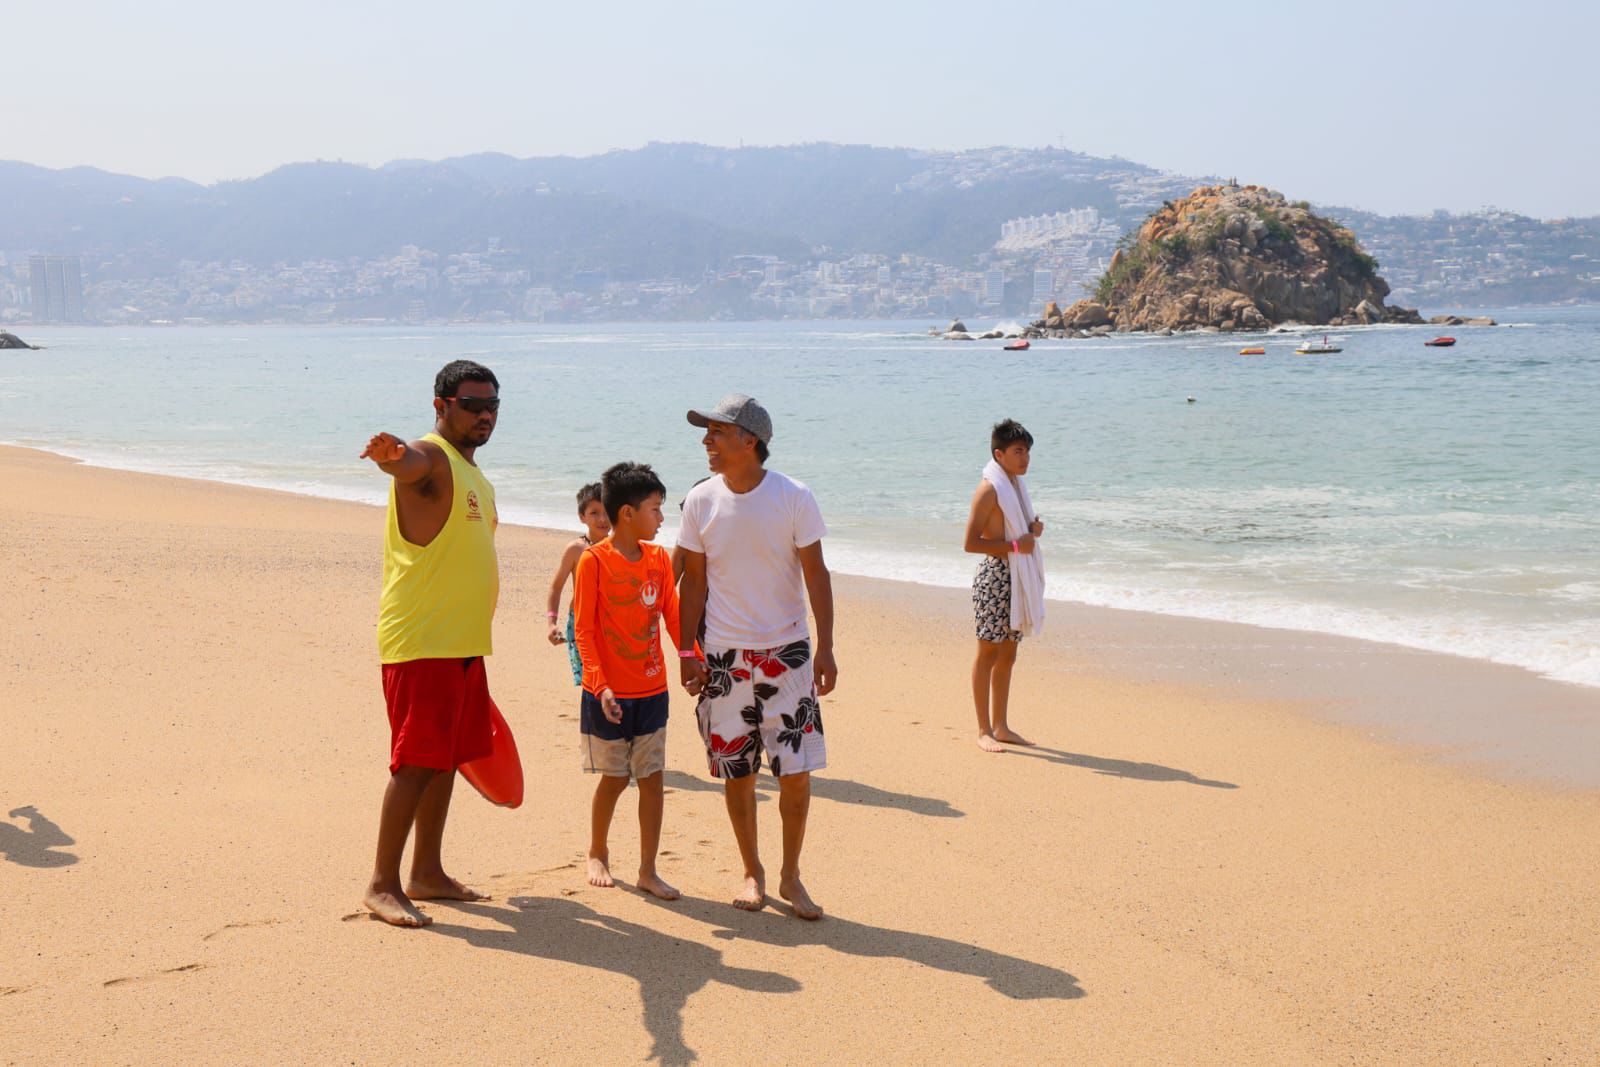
640,577,660,609
466,490,483,521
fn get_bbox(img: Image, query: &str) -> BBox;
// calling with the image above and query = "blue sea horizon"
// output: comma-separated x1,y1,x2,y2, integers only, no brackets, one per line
5,308,1597,689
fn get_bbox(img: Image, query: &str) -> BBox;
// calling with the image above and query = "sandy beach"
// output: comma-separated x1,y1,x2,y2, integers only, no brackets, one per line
3,444,1598,1064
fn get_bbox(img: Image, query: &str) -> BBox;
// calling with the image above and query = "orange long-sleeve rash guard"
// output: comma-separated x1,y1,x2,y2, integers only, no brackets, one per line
572,539,681,699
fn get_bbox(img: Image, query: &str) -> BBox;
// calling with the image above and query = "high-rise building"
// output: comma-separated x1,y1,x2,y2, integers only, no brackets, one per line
27,254,86,322
61,256,84,321
29,256,49,319
1032,269,1054,305
983,269,1005,306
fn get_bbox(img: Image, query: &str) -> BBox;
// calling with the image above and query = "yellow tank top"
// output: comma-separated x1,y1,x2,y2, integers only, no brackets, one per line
377,432,499,664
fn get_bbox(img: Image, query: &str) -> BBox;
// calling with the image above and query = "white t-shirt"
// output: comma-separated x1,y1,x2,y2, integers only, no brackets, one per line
677,470,828,649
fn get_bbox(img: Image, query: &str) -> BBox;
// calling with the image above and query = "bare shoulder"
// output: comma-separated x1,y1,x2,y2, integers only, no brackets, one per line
964,480,998,528
392,436,449,496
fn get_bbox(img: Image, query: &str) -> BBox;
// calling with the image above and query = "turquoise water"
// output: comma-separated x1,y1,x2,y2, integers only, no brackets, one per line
4,312,1598,687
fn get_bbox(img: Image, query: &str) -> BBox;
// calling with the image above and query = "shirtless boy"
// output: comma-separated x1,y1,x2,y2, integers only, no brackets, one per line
546,482,611,686
962,419,1044,753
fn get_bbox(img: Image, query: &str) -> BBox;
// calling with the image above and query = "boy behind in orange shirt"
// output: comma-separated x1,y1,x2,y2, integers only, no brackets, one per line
572,461,682,900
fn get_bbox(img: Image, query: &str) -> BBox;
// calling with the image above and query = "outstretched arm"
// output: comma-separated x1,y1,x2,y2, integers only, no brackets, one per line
360,432,433,484
798,541,837,696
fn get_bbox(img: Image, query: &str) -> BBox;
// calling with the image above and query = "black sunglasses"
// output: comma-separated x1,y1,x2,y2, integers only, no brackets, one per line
444,395,500,414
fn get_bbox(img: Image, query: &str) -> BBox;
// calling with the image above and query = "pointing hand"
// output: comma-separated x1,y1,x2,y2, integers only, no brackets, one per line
361,432,405,464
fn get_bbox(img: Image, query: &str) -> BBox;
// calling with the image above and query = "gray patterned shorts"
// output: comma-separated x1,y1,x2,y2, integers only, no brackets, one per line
973,555,1023,643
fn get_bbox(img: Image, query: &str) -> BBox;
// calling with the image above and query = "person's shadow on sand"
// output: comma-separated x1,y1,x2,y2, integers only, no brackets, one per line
0,806,79,868
1010,746,1238,789
662,769,964,818
661,894,1086,1003
431,896,801,1065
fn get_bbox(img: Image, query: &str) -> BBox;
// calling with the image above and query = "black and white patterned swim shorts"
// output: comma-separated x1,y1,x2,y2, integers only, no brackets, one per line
973,554,1023,643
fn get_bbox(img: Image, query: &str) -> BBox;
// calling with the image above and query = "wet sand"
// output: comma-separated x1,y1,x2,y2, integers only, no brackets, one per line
3,445,1597,1064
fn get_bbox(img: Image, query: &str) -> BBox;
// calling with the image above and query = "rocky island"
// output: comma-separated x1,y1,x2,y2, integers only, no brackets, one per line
1030,183,1425,336
1,330,41,350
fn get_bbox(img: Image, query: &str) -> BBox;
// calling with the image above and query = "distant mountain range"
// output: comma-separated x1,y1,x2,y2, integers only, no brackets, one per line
0,144,1143,276
3,144,1595,314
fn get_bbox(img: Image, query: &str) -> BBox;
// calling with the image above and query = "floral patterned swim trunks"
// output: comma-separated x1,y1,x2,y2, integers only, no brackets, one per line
974,555,1024,643
696,640,827,779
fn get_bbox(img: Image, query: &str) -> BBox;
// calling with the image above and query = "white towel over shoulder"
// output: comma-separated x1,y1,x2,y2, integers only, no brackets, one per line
981,458,1045,635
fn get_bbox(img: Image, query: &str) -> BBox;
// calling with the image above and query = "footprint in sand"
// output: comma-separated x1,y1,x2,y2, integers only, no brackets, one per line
202,918,284,941
537,861,579,875
103,963,207,988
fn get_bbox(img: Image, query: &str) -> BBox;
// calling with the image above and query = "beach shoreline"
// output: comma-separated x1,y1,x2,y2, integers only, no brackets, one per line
10,442,1597,787
4,444,1599,1063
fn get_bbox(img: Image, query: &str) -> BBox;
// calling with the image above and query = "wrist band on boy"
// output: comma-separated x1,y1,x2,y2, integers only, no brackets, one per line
1010,539,1019,554
678,649,701,659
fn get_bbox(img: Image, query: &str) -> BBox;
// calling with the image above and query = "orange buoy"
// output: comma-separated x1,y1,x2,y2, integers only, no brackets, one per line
459,700,524,808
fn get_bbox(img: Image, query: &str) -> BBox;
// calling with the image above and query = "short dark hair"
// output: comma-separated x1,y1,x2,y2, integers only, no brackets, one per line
601,461,667,524
991,419,1033,454
435,359,499,399
575,482,602,517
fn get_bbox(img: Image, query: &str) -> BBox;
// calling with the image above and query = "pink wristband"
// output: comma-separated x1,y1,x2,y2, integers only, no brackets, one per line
678,649,701,659
1010,539,1019,554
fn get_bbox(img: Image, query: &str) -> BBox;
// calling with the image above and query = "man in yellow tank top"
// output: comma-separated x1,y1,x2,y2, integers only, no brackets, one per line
358,359,501,927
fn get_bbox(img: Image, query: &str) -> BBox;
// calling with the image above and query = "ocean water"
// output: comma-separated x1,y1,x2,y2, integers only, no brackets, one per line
4,312,1598,688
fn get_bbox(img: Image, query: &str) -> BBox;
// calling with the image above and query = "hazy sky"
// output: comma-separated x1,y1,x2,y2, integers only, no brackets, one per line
7,0,1596,217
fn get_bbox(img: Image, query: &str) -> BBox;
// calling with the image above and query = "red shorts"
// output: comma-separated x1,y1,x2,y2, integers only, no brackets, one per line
381,656,495,774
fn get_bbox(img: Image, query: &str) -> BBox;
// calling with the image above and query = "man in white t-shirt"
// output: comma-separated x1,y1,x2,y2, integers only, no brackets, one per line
677,393,837,920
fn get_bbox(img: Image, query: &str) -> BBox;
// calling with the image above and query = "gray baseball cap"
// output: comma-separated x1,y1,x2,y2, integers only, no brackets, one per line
686,393,773,443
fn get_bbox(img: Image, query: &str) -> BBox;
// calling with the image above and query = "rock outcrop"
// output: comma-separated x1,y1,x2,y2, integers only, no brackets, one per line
1429,314,1497,327
0,331,40,350
1031,184,1423,335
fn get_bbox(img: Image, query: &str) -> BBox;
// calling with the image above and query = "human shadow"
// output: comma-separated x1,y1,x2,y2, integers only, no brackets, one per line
662,769,964,818
430,896,800,1065
0,806,79,867
660,893,1085,1002
1008,746,1238,789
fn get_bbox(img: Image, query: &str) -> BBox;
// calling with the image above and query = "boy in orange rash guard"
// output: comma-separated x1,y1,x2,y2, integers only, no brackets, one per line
572,461,683,900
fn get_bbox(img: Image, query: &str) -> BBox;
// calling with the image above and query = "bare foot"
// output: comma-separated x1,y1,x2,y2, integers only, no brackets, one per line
587,855,615,888
992,727,1033,746
363,886,431,928
636,871,681,901
732,875,765,911
778,875,823,920
405,873,489,902
977,732,1006,753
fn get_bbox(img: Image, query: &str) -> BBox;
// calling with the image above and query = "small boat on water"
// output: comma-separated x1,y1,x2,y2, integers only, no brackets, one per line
1238,346,1266,355
1295,333,1342,354
1424,336,1456,347
1003,339,1030,351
